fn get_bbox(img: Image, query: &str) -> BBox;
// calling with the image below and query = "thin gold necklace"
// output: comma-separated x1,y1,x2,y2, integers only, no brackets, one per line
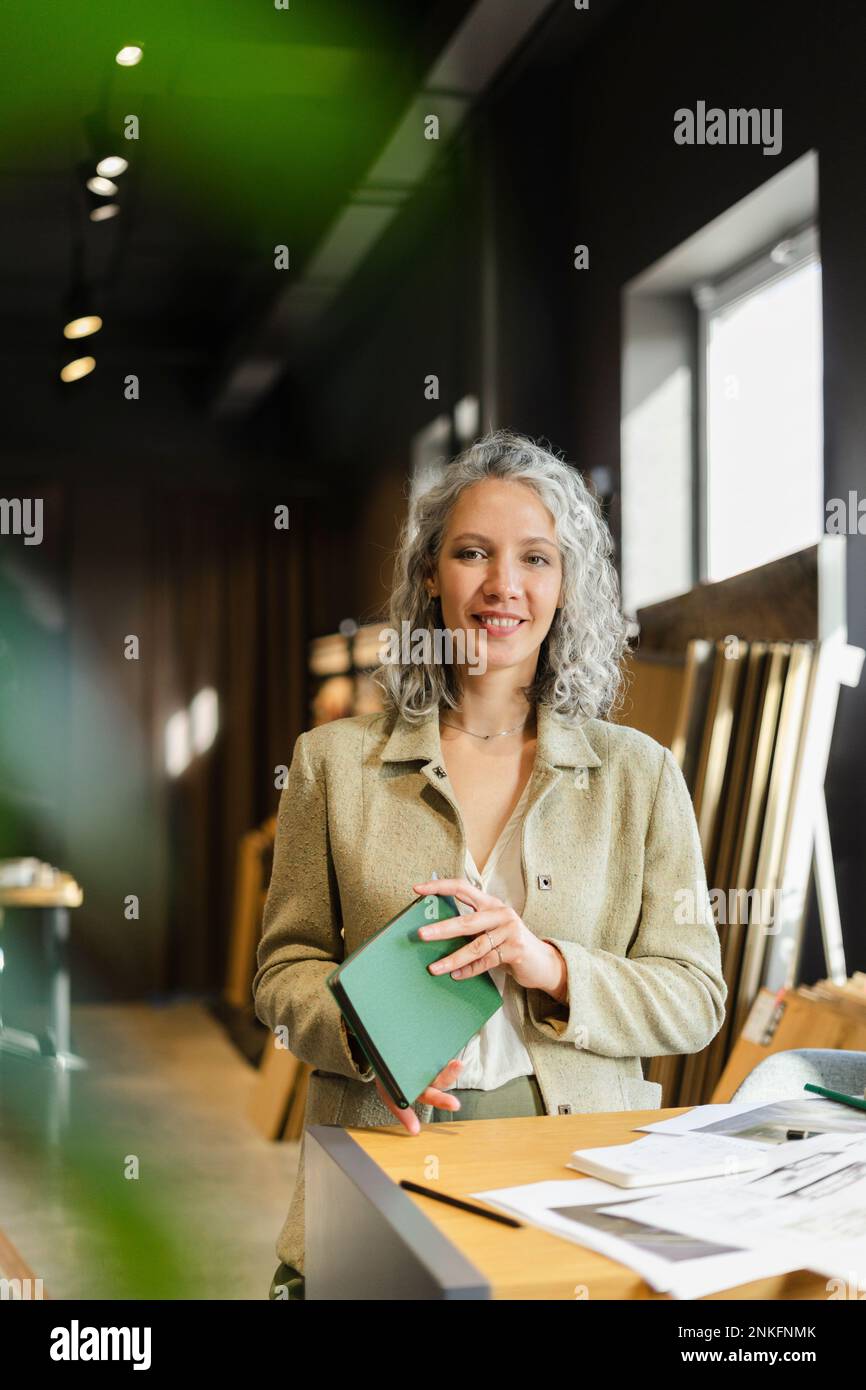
439,712,532,741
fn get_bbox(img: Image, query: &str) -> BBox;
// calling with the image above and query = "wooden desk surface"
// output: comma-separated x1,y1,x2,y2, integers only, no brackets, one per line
0,875,83,909
346,1107,826,1300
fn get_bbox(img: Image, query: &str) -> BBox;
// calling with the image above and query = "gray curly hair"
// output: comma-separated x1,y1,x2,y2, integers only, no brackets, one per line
371,429,631,725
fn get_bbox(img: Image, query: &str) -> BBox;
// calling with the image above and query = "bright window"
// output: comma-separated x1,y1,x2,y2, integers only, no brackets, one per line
699,229,824,582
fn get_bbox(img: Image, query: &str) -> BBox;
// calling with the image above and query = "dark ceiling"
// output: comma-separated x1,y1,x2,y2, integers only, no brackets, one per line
1,2,476,437
1,0,626,467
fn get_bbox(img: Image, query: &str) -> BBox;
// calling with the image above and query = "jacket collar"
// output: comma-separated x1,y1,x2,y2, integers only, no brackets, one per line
379,701,602,771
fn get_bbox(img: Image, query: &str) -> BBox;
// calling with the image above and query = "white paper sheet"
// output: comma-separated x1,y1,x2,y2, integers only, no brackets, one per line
634,1094,866,1144
470,1128,866,1298
596,1132,866,1287
469,1172,813,1298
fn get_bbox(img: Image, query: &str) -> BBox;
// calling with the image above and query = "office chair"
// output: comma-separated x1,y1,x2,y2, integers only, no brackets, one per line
730,1047,866,1103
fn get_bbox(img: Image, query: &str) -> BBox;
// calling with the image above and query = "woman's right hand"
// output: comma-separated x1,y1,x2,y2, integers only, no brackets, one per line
374,1058,464,1135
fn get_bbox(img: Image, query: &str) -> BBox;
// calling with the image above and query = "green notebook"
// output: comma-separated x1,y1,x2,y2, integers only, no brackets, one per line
327,893,503,1109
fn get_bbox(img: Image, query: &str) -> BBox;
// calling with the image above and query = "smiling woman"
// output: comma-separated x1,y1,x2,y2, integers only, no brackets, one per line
253,429,727,1299
380,428,629,725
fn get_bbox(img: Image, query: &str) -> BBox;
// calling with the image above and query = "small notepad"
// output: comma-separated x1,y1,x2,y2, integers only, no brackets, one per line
567,1133,770,1188
328,893,503,1108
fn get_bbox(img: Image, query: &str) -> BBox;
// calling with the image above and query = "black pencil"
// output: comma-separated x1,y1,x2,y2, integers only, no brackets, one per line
400,1179,524,1227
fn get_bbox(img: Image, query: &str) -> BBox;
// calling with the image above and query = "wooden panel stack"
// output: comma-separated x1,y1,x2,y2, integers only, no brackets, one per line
620,543,856,1108
626,636,818,1106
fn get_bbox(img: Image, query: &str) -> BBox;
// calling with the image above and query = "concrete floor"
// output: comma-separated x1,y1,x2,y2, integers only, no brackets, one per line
0,1002,297,1299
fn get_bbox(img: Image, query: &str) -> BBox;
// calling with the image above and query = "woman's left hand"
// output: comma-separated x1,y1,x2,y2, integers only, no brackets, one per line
411,878,568,1002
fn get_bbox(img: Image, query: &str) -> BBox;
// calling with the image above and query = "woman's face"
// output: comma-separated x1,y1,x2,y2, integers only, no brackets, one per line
427,478,563,677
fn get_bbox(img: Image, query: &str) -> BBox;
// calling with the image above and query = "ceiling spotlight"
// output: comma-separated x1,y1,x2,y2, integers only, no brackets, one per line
96,155,128,178
115,45,143,66
83,167,121,219
60,356,96,383
86,175,118,196
63,278,102,339
63,315,102,340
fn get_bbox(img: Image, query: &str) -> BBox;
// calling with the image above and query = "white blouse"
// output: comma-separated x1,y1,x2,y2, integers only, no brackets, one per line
451,779,536,1090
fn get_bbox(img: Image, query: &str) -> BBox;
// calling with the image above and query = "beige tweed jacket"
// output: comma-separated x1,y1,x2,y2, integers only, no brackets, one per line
252,702,727,1273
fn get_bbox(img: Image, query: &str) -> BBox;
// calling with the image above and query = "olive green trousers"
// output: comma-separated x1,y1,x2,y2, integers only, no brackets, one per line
268,1073,546,1299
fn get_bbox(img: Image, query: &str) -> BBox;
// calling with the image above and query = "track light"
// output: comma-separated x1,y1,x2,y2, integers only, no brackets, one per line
81,162,122,221
61,275,104,385
96,155,128,178
83,114,130,188
63,315,102,340
86,175,118,197
60,356,96,383
63,277,102,335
